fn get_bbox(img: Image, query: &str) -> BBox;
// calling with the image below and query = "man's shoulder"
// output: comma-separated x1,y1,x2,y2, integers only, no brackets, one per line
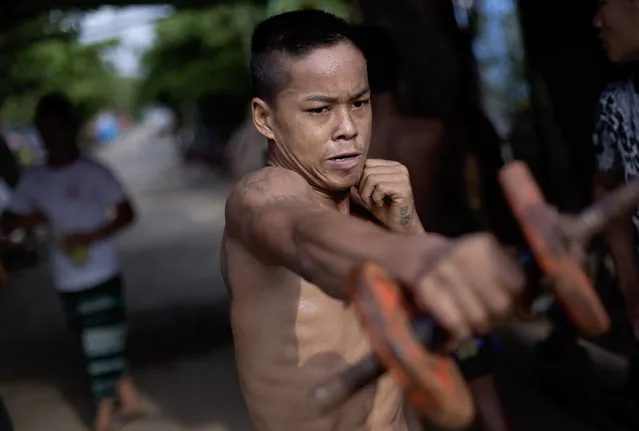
599,80,636,111
601,79,634,95
77,156,113,173
230,167,313,207
76,157,122,185
225,167,318,242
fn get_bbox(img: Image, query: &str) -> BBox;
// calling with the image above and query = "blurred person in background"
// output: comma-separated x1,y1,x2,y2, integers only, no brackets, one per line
0,134,20,189
590,0,639,395
0,93,142,431
355,25,445,228
225,108,267,180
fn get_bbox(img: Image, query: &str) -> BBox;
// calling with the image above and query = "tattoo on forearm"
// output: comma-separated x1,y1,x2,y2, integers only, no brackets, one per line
399,205,410,226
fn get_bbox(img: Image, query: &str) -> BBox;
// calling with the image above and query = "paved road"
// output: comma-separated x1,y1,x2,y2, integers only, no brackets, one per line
0,126,633,430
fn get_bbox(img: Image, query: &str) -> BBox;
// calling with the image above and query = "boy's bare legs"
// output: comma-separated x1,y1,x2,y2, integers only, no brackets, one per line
116,375,144,419
92,376,143,430
93,398,116,431
468,374,512,431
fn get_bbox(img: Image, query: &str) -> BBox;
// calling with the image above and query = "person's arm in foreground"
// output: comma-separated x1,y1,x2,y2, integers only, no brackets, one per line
225,167,524,344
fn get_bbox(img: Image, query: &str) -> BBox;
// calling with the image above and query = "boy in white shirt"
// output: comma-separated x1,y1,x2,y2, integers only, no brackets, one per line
0,93,142,431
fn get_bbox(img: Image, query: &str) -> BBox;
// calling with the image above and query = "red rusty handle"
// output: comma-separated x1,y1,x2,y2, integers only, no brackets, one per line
498,161,610,337
348,262,474,430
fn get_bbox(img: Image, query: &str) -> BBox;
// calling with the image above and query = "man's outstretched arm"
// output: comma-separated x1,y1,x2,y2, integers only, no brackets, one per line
225,167,445,299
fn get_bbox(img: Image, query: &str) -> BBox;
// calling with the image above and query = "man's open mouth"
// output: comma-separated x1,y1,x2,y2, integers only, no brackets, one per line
329,153,359,161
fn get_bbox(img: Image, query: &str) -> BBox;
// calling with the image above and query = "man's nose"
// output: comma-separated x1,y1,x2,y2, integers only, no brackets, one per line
593,11,602,28
333,107,358,141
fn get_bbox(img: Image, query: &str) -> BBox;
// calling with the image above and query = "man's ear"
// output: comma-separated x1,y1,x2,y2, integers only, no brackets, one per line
251,97,276,141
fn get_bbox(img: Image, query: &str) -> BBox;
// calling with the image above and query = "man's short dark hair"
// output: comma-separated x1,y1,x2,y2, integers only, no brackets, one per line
250,10,357,104
355,25,401,94
35,92,76,125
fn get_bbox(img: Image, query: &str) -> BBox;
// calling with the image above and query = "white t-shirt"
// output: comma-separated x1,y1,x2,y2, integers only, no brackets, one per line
8,157,127,292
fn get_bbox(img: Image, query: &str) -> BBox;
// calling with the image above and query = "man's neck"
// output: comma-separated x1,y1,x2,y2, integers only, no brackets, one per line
47,151,80,168
372,93,400,122
312,188,351,214
266,149,352,214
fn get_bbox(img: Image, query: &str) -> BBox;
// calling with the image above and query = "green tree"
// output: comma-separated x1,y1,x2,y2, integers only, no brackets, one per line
138,0,351,138
139,3,262,107
267,0,351,19
0,11,122,126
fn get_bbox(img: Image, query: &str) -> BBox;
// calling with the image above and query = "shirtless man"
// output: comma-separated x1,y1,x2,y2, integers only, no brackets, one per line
355,25,444,229
222,10,524,431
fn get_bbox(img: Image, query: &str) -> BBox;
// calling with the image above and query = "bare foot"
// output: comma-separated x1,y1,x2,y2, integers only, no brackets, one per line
93,398,116,431
116,376,144,420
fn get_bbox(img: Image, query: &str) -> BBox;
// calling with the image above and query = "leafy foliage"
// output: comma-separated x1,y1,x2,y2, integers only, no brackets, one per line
138,0,351,135
0,11,122,126
139,2,262,108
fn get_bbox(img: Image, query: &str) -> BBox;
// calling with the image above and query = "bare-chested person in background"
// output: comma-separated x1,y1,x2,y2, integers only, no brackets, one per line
222,10,524,431
355,25,445,229
226,109,267,180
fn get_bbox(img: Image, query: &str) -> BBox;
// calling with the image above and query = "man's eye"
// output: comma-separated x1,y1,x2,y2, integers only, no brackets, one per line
307,107,330,114
353,99,370,109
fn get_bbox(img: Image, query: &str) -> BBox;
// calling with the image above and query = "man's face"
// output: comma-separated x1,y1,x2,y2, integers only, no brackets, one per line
36,114,76,155
594,0,639,64
253,42,371,193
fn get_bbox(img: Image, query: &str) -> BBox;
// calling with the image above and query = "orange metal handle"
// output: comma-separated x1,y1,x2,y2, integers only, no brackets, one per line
498,162,610,336
349,263,474,430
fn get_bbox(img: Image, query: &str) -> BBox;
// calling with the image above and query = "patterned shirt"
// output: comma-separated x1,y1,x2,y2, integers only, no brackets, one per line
593,78,639,236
